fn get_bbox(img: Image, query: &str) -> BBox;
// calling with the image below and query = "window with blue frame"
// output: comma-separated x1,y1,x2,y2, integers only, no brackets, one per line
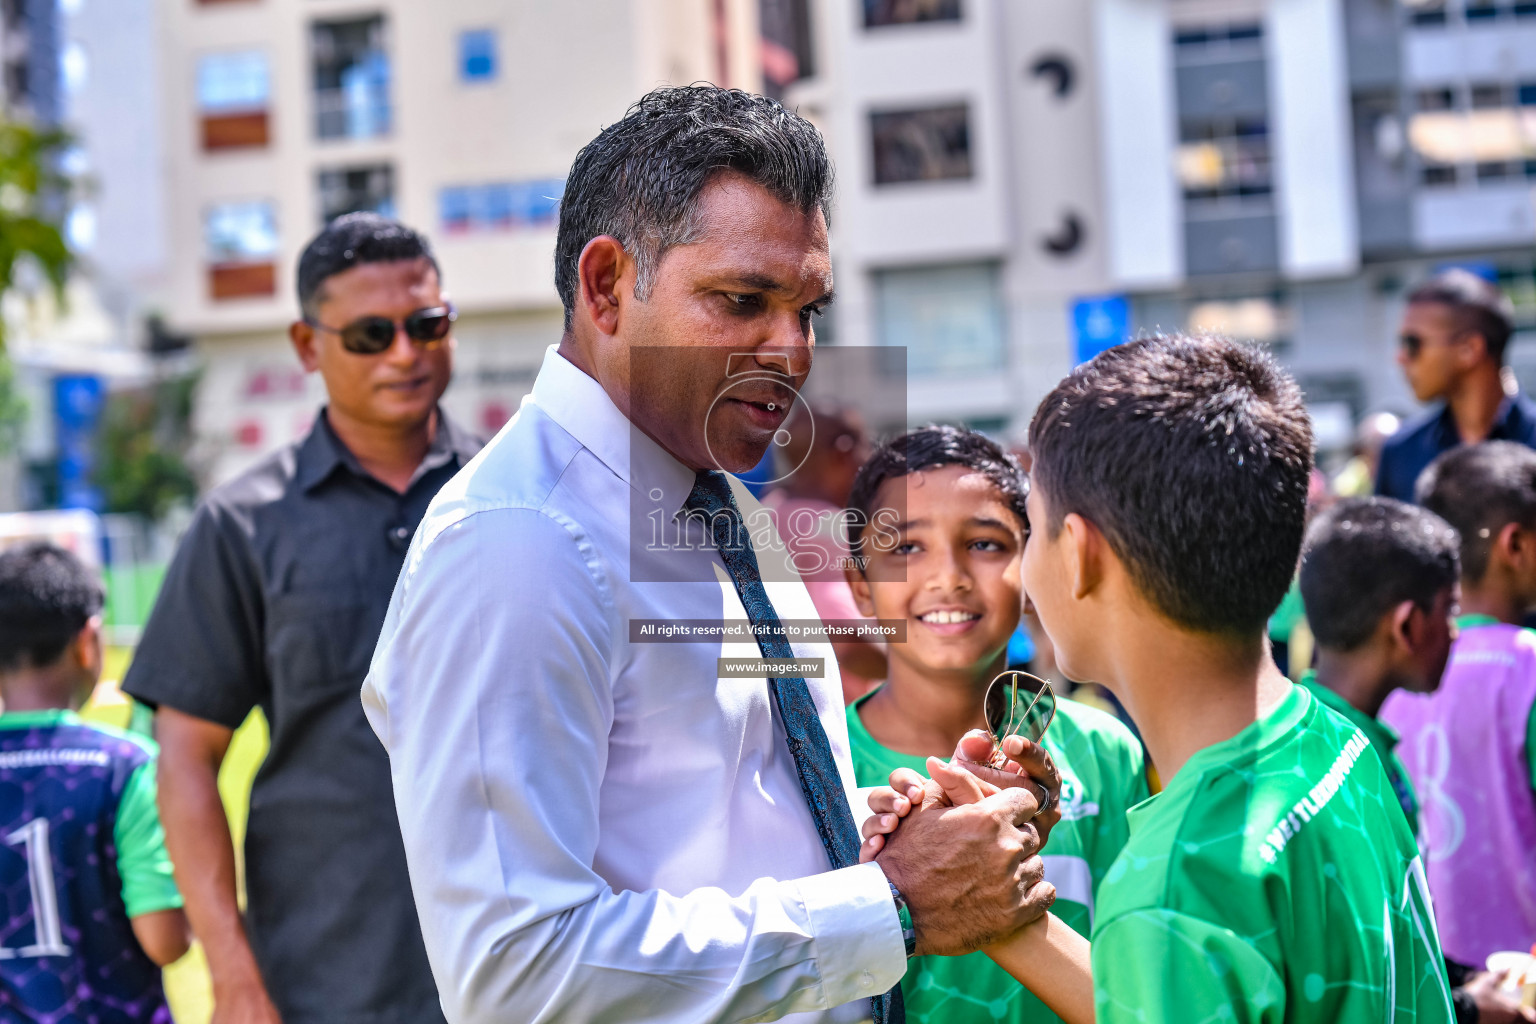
439,179,564,234
460,29,497,82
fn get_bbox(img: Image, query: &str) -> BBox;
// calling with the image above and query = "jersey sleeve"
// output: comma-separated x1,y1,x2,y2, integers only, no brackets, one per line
114,759,183,918
1093,909,1285,1024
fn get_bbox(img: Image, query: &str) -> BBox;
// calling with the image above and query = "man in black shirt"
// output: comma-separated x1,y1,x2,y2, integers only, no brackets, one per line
1377,269,1535,502
124,213,481,1024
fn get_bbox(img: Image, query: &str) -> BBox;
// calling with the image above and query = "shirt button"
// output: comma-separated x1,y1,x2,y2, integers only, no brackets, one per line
391,526,411,542
860,971,873,989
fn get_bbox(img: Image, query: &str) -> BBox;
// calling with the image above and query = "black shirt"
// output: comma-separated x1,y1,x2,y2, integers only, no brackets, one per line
124,409,482,1024
1375,393,1536,502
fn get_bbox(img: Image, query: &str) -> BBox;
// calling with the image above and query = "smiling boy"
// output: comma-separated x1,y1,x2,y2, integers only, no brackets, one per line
842,425,1147,1024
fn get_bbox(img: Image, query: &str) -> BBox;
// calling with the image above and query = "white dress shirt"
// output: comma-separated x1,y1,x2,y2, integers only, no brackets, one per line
363,346,906,1024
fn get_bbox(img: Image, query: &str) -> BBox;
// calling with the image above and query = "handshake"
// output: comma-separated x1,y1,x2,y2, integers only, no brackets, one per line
860,730,1063,957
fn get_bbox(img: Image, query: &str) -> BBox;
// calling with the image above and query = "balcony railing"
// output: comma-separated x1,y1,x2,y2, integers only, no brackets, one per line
314,53,390,140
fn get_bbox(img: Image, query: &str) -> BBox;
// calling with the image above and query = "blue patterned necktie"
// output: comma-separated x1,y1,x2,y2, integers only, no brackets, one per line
685,470,904,1024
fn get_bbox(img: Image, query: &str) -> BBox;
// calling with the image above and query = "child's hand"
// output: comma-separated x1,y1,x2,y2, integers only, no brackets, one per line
859,769,927,862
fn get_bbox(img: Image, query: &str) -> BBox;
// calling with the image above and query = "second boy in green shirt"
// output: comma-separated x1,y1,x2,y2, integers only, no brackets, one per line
839,423,1147,1024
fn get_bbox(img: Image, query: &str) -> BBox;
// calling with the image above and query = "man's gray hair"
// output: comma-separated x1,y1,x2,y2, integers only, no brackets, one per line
554,85,834,328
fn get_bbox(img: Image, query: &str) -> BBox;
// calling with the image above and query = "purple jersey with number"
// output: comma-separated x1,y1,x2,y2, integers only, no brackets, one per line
1381,622,1536,965
0,718,170,1024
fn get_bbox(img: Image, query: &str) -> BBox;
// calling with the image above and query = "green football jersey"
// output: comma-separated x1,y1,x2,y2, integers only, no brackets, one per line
1092,683,1454,1024
847,691,1148,1024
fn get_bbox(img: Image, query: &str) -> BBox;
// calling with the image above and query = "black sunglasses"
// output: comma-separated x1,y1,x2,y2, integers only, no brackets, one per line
305,305,456,355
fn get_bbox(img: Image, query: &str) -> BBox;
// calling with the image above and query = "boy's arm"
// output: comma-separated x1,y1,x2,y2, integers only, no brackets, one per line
157,708,282,1024
131,909,192,967
115,754,191,965
983,913,1095,1024
1092,909,1284,1024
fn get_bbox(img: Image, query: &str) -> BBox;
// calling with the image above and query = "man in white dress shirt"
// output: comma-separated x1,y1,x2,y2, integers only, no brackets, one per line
364,86,1059,1024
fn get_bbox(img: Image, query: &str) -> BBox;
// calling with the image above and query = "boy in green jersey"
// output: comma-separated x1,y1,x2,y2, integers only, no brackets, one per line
863,335,1456,1023
841,424,1148,1024
1297,496,1461,835
1299,497,1535,1024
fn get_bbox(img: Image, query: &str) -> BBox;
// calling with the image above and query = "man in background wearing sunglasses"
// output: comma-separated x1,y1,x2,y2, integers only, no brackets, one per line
1376,268,1529,502
123,213,482,1024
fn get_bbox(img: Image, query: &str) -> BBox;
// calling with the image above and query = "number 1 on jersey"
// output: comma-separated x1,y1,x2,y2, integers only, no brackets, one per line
1,818,71,958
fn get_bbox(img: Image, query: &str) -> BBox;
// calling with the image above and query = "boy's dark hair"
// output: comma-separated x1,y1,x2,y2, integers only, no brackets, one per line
555,84,833,329
1416,440,1536,581
1299,498,1460,652
1028,334,1314,635
0,542,104,672
846,424,1028,559
296,212,440,318
1407,268,1516,364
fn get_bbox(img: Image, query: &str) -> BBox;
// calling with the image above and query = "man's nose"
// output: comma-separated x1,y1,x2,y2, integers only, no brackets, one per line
384,324,418,364
756,336,812,379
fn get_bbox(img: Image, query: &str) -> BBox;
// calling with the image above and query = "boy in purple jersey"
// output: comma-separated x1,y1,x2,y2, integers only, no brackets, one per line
0,543,188,1023
1383,441,1536,967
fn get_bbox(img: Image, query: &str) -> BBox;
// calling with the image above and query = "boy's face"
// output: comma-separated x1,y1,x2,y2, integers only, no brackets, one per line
1021,481,1087,680
849,465,1024,680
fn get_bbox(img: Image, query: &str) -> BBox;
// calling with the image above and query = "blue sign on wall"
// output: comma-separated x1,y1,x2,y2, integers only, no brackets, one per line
1071,294,1130,366
54,374,104,511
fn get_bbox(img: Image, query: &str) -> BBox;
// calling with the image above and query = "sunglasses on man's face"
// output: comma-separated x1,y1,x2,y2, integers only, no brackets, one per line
1399,330,1468,361
305,305,457,355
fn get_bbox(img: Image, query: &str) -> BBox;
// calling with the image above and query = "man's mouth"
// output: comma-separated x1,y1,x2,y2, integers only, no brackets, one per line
379,375,428,393
727,396,792,430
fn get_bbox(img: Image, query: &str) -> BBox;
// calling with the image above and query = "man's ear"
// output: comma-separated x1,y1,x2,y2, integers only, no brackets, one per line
1062,512,1105,601
577,236,632,337
289,320,321,373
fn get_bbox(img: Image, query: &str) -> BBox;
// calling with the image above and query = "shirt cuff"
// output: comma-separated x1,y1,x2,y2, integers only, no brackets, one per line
795,861,907,1008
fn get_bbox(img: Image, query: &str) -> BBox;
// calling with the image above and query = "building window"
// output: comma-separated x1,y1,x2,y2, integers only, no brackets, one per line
870,104,972,185
1409,82,1536,187
438,179,564,235
873,262,1005,377
760,0,814,96
318,165,395,226
312,16,390,141
863,0,961,28
459,29,496,81
1177,118,1272,204
204,200,278,300
1400,0,1536,23
1173,21,1263,56
197,51,270,150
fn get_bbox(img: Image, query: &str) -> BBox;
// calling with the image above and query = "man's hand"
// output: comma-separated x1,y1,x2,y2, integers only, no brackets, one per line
860,729,1062,860
868,729,1061,957
1464,971,1536,1024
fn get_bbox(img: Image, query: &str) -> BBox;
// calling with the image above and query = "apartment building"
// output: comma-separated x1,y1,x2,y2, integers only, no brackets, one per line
153,0,761,484
784,0,1536,450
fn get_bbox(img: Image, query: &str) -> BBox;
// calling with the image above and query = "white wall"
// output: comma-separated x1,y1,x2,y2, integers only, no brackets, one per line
1093,0,1182,289
1267,0,1359,278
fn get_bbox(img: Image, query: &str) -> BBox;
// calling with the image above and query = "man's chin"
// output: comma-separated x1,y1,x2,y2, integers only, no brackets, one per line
700,433,773,475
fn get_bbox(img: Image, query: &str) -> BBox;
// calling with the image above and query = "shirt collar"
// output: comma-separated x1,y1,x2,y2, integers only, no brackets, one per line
1299,671,1400,750
0,708,80,730
1433,394,1525,445
297,407,478,494
528,345,698,516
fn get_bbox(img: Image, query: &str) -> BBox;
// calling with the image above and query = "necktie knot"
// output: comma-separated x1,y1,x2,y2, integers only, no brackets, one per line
684,469,736,517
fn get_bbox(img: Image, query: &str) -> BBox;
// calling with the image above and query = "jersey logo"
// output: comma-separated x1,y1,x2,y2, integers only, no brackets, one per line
1055,774,1100,822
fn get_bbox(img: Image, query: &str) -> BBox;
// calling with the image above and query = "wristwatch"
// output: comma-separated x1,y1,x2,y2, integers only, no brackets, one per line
888,881,917,958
